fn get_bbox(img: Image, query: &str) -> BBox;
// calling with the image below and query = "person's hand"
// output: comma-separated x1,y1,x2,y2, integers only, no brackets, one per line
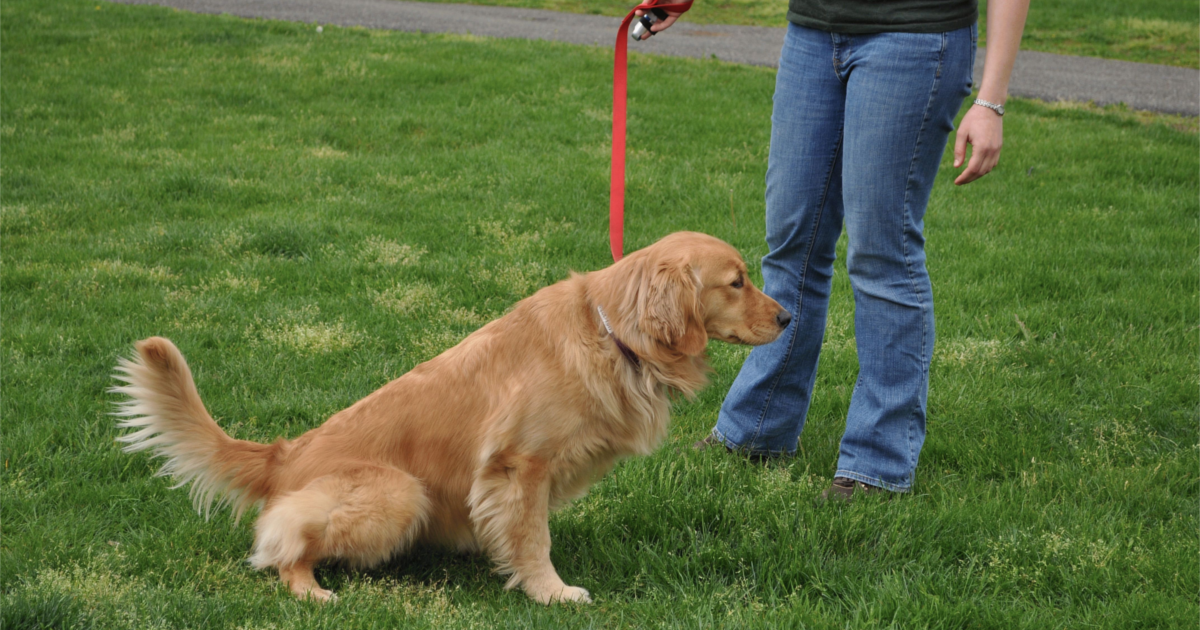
633,9,684,39
953,104,1004,185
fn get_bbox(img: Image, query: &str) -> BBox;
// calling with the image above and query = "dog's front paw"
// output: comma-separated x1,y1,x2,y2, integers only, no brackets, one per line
527,581,592,605
297,586,337,603
555,585,591,604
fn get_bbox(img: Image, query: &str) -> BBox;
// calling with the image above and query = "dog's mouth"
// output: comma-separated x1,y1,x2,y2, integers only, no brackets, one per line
711,325,784,346
711,330,752,345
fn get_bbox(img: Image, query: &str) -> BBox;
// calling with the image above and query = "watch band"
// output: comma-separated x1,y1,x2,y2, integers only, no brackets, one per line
973,98,1005,117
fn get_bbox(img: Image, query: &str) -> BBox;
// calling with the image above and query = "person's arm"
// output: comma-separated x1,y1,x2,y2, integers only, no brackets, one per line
953,0,1030,185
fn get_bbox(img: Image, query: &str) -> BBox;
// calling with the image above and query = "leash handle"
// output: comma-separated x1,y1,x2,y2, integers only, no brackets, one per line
611,0,694,261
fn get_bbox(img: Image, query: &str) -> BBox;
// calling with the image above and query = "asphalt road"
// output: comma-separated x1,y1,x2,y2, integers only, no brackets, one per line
113,0,1200,116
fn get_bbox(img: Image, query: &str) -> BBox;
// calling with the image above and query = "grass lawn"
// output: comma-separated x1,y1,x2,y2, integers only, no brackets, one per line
2,0,1198,628
424,0,1200,68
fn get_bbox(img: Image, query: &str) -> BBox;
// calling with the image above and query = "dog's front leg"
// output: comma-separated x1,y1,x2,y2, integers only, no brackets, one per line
469,453,591,605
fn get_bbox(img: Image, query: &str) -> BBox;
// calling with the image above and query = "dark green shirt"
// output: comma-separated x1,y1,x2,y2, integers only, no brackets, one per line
787,0,978,34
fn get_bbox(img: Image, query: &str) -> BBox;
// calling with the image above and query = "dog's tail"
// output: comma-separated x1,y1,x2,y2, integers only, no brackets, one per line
112,337,285,521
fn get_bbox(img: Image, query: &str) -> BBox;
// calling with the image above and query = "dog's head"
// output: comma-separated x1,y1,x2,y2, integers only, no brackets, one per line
613,232,790,357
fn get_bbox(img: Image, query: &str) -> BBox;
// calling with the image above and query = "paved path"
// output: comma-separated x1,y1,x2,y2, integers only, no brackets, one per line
114,0,1199,116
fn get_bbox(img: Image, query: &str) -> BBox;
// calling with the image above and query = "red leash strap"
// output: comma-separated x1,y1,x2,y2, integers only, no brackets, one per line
610,0,693,261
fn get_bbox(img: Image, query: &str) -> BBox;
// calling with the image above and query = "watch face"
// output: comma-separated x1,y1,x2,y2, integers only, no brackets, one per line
997,105,1005,116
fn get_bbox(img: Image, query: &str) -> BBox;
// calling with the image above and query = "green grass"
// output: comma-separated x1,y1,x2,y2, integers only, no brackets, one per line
2,1,1197,628
424,0,1200,68
981,0,1200,68
979,0,1200,69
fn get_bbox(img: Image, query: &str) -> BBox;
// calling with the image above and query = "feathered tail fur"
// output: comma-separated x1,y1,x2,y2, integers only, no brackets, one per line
112,337,285,521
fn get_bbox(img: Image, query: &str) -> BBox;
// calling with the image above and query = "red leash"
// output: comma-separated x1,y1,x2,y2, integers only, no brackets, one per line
610,0,694,261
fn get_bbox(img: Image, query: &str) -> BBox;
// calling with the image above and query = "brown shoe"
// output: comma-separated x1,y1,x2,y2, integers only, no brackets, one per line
692,435,777,462
692,434,731,453
820,476,886,502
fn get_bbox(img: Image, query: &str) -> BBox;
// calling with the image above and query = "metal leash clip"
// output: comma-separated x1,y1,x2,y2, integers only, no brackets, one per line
630,8,670,40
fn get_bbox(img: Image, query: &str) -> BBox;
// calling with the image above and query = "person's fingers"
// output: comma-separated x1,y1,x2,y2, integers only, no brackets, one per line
953,128,968,169
652,14,680,32
954,150,986,185
983,153,1001,176
955,143,1006,185
976,141,1001,174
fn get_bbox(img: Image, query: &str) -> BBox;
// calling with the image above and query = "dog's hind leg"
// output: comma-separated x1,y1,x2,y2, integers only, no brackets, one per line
250,465,430,601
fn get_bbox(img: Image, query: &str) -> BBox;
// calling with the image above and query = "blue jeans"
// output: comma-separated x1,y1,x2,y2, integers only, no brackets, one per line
712,23,976,492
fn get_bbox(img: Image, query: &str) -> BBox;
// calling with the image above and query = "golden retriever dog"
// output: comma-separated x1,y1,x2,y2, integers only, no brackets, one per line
113,231,789,604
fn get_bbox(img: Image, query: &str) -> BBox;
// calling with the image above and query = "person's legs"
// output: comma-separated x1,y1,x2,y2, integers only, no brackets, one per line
712,23,846,456
835,25,976,491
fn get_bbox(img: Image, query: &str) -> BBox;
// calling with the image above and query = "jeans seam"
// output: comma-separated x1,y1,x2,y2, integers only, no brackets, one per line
936,32,945,78
748,128,844,450
829,33,837,78
830,33,842,83
831,33,853,84
896,33,945,475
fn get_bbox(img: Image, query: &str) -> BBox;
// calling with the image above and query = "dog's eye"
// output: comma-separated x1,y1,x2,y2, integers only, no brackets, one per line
731,277,744,289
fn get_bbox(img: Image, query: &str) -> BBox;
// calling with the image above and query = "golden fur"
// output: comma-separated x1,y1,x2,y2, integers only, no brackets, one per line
113,231,787,604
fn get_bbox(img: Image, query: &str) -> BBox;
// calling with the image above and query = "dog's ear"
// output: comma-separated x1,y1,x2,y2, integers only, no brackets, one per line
638,260,707,356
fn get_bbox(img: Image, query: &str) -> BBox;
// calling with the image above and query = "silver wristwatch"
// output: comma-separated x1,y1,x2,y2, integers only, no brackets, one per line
973,98,1005,116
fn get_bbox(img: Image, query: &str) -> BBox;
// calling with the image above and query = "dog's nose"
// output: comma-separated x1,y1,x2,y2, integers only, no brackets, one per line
776,310,792,329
